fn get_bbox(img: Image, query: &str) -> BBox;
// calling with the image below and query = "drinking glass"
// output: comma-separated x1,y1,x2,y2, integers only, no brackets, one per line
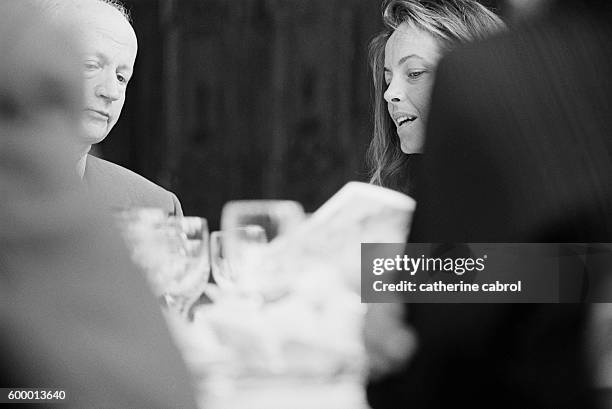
221,200,305,240
162,216,210,316
116,209,210,318
210,225,268,294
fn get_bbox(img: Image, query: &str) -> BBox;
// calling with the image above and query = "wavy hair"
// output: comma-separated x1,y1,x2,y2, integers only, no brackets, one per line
367,0,505,192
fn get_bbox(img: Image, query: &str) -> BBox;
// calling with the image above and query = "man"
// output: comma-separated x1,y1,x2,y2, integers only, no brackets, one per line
0,1,198,408
367,0,612,408
42,0,183,215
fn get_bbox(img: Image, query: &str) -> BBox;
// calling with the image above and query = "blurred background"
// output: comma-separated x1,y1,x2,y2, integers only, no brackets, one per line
99,0,504,229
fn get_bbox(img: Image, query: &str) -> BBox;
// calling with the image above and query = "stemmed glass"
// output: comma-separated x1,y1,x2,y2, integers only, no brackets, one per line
221,200,305,240
116,209,210,319
162,216,210,316
210,225,268,295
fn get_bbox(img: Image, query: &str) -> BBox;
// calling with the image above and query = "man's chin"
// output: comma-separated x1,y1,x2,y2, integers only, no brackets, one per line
80,129,108,146
79,137,105,148
80,121,109,144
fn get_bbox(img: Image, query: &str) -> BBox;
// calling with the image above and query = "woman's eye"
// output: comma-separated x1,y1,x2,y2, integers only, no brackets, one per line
407,70,426,79
117,74,127,84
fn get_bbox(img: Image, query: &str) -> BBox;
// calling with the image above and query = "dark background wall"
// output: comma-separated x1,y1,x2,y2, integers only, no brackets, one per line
99,0,503,229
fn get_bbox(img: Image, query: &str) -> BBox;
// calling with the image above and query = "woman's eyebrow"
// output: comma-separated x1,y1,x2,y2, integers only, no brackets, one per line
385,54,427,71
398,54,425,65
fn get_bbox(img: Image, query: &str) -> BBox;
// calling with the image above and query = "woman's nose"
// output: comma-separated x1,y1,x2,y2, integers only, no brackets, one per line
383,79,405,104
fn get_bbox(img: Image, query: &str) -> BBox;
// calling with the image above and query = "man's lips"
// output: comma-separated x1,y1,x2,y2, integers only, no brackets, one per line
85,108,110,121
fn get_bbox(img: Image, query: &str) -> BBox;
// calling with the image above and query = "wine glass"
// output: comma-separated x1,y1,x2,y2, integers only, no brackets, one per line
210,225,268,295
162,216,210,317
221,200,305,240
116,209,210,318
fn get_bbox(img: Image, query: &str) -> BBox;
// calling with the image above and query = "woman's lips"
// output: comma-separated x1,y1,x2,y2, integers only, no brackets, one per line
392,112,417,127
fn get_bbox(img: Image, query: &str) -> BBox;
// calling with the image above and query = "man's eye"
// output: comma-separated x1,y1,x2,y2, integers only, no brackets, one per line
117,74,127,84
407,70,426,79
84,62,99,70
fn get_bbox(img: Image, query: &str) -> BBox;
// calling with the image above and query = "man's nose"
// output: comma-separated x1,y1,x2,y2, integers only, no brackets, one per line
95,70,120,102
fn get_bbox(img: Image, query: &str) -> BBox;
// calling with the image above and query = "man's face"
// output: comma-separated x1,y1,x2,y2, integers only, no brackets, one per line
78,2,137,146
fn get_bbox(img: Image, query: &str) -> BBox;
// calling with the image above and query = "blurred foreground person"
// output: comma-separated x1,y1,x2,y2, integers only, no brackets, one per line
39,0,183,215
368,0,612,408
0,2,198,408
367,0,504,195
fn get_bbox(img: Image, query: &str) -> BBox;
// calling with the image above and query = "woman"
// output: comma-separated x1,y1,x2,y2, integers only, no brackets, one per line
367,0,505,195
363,0,506,395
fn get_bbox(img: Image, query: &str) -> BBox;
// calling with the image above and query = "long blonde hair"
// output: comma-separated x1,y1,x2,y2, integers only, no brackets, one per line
367,0,505,192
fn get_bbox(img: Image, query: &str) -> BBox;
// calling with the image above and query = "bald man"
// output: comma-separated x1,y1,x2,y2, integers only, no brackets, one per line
0,1,197,407
41,0,183,216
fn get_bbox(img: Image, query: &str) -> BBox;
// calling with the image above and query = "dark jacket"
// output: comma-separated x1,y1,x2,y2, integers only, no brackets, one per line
84,154,183,216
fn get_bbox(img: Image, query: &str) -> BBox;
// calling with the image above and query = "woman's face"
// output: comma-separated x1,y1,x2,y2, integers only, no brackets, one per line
384,23,442,153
